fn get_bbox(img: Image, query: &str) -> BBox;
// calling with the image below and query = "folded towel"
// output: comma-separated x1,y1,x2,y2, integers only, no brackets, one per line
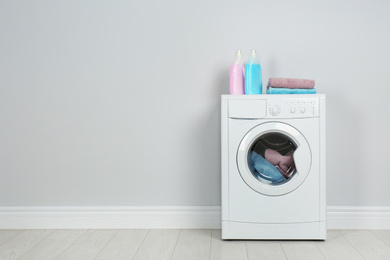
264,149,296,178
267,78,315,89
249,151,286,184
267,87,317,94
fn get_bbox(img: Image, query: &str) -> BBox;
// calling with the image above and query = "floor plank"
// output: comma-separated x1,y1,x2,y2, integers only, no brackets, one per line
246,240,287,260
209,230,248,260
0,230,54,260
315,230,364,260
372,230,390,247
171,229,212,260
95,229,149,260
280,241,325,260
0,230,24,246
56,229,117,260
341,230,390,260
133,229,180,260
18,230,86,260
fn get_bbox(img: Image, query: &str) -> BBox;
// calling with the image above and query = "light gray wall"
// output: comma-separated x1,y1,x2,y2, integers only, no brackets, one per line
1,0,389,207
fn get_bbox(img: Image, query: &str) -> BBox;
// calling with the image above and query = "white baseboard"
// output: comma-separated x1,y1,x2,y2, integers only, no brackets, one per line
0,206,389,229
327,206,390,230
0,206,221,229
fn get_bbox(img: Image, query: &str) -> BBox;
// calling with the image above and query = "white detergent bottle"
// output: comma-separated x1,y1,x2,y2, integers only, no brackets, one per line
229,50,245,94
245,49,262,94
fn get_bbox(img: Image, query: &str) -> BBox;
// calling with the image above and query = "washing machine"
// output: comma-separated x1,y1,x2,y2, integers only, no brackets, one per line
221,94,326,240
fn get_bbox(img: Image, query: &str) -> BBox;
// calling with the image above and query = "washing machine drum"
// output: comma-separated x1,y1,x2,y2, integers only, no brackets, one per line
237,122,312,196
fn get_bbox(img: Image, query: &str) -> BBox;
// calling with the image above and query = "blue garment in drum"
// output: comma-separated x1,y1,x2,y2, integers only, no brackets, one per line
249,151,286,183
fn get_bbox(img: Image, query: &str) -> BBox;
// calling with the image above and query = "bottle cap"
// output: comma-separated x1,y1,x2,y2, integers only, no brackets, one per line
233,50,244,64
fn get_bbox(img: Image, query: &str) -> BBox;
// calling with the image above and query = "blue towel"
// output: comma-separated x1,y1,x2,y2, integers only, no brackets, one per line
248,151,286,183
266,87,317,94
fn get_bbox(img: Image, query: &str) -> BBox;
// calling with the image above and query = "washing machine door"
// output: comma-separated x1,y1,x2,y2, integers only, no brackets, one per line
237,122,311,196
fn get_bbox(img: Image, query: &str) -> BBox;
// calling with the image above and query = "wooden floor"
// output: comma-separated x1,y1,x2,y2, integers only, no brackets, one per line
0,229,389,259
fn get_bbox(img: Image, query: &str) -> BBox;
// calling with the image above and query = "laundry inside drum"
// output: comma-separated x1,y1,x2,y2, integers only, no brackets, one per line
247,133,297,185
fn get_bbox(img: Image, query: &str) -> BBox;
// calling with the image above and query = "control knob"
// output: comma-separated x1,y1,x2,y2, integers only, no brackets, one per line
270,105,281,116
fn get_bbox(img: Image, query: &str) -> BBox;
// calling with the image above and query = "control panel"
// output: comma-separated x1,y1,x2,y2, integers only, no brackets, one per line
267,98,319,118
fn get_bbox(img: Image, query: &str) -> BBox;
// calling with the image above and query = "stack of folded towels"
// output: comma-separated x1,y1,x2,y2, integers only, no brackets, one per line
266,78,316,94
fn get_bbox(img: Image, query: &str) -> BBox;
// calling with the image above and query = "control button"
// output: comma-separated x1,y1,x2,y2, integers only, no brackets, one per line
270,105,281,116
300,107,306,113
290,107,296,113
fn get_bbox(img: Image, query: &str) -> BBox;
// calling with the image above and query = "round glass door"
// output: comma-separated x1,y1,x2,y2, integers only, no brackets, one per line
237,122,311,196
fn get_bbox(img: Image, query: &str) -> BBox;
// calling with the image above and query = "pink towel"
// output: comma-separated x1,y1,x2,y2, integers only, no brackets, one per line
264,149,295,178
267,78,315,89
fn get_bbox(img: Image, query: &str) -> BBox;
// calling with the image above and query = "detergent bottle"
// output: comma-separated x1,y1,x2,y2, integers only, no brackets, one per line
229,50,245,94
245,49,262,94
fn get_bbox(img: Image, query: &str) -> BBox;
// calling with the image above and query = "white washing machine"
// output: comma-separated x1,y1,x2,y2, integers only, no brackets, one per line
221,94,326,240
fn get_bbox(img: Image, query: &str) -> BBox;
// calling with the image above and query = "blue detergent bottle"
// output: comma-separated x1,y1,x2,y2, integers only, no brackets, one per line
245,49,262,94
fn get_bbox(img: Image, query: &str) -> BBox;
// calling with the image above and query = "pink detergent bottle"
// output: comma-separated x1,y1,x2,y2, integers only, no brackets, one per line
229,50,245,94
